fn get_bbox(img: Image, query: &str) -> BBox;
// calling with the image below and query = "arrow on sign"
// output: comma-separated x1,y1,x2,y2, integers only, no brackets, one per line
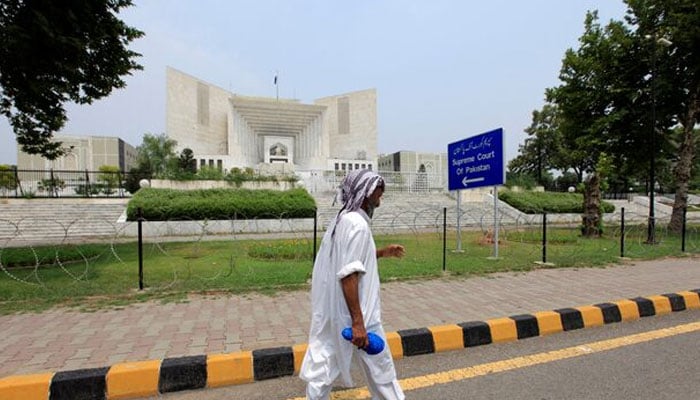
462,177,485,187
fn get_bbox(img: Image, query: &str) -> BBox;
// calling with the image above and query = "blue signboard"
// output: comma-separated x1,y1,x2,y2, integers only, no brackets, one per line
448,128,504,191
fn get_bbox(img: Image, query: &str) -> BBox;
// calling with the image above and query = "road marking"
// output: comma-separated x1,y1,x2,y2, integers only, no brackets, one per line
288,321,700,400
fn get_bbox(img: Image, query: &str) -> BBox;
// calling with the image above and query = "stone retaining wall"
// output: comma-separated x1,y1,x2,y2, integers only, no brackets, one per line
148,179,297,191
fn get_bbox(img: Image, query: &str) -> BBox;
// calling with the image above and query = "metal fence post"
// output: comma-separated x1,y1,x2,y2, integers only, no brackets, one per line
85,169,91,198
542,212,547,264
681,207,687,252
13,166,20,198
118,170,124,197
137,207,144,290
50,168,56,197
620,207,625,258
442,207,447,272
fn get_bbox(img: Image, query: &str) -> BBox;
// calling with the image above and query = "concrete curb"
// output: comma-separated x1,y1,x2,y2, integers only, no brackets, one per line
1,289,698,400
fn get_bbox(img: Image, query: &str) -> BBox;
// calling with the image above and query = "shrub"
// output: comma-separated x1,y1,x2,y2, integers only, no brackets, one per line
499,190,615,214
195,166,225,180
126,188,317,221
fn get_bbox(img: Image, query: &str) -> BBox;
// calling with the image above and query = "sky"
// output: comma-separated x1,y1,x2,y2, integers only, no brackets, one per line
0,0,630,167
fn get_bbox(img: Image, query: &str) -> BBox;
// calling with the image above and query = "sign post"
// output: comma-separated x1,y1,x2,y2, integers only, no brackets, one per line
448,128,505,258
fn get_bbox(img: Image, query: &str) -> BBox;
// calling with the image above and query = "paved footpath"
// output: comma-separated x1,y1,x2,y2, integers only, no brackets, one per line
0,256,698,379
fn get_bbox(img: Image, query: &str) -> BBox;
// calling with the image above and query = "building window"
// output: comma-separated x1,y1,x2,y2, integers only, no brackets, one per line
200,159,206,168
361,164,366,169
217,160,223,171
209,159,214,167
335,163,339,170
368,164,372,171
341,163,346,170
355,163,359,169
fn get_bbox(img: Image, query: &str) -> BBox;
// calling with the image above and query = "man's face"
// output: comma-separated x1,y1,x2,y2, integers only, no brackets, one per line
368,186,384,209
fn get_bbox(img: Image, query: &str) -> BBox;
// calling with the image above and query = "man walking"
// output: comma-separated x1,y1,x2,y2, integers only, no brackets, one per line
300,169,405,400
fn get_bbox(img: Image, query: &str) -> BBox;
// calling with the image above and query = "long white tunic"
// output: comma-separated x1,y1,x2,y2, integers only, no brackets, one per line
299,210,396,387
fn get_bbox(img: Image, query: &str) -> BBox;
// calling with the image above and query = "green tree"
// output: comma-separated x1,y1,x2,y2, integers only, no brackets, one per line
0,164,17,196
508,104,572,187
546,12,634,236
661,127,700,193
582,153,613,237
136,133,178,178
178,148,197,176
624,0,700,231
0,0,143,159
692,128,700,192
541,1,699,234
98,165,121,195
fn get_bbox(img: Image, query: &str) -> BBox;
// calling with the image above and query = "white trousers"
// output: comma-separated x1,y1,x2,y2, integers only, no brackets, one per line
306,359,405,400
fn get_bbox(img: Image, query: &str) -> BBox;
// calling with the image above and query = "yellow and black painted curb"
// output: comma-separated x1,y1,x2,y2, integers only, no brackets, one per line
1,289,698,400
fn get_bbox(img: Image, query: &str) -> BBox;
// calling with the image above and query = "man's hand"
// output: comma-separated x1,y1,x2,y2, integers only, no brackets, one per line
351,322,368,349
378,244,405,259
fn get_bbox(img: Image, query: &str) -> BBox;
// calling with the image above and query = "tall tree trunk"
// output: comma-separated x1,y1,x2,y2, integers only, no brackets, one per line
669,86,699,232
582,173,602,237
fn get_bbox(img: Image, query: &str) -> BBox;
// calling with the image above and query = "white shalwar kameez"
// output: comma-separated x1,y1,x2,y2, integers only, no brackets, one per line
300,209,404,400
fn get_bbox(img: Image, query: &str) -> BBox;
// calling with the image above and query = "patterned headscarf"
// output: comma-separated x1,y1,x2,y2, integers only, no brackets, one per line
334,169,384,211
331,170,384,234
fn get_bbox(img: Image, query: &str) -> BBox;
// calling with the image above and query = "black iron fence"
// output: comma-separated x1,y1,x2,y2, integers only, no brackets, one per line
0,203,697,295
0,168,135,198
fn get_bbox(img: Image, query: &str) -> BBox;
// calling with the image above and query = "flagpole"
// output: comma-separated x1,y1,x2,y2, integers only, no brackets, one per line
274,70,279,101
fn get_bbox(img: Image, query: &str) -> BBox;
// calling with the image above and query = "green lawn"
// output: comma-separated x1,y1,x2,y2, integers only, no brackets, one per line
1,224,697,314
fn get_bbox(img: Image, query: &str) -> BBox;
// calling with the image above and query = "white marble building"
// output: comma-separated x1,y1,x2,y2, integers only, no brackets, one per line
377,150,449,192
17,134,137,172
166,67,378,174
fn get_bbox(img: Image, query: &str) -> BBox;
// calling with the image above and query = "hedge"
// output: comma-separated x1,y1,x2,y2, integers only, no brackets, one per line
126,188,317,221
499,190,615,214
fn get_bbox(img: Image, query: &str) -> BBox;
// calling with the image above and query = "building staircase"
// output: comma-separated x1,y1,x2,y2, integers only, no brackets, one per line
0,199,128,245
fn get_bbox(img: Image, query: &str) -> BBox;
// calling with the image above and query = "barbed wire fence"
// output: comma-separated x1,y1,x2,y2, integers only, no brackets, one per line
0,201,698,296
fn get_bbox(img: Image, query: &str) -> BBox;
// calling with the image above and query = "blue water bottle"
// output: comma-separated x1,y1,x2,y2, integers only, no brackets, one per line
341,327,385,355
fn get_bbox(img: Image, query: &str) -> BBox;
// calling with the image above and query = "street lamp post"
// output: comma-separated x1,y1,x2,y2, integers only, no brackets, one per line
645,35,672,244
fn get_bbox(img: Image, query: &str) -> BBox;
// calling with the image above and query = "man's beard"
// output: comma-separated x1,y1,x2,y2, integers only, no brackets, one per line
366,200,378,219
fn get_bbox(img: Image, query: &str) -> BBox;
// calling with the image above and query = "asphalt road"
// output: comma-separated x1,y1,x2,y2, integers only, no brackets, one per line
154,310,700,400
